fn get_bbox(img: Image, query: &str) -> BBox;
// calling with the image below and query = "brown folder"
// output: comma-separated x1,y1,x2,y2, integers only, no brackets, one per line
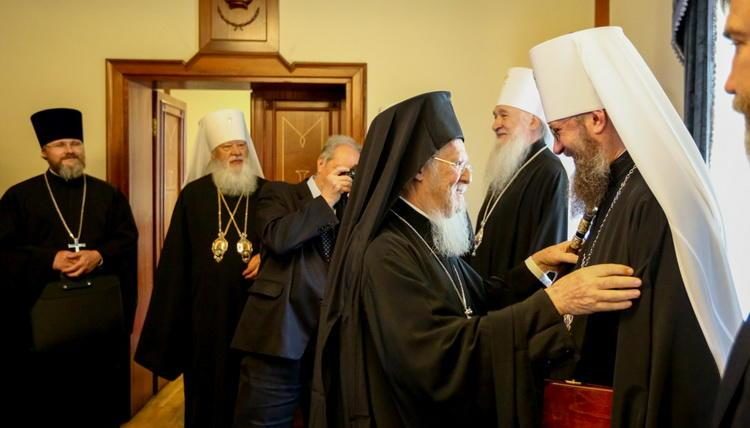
542,380,613,428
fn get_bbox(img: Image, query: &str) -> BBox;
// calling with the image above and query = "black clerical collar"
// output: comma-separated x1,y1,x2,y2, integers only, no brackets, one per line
46,169,85,186
609,151,635,186
527,139,547,161
392,198,434,247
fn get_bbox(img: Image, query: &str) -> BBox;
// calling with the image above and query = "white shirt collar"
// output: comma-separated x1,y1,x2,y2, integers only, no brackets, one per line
307,176,321,198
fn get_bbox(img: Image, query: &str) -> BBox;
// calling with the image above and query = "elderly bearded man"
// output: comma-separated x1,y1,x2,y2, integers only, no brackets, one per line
469,67,568,284
137,109,266,428
309,91,642,428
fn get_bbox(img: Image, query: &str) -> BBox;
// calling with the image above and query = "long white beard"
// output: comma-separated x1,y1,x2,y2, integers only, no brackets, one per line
58,159,85,180
485,135,532,193
429,208,472,258
208,159,257,196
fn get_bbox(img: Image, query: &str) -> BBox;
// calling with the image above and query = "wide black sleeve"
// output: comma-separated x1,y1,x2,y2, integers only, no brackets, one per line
483,262,546,310
256,182,338,255
612,196,719,428
528,165,569,253
361,241,573,426
134,192,191,380
99,189,138,332
0,186,58,289
0,188,33,299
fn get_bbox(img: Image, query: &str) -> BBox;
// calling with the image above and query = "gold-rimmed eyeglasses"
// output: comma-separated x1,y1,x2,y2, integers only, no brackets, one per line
432,156,472,174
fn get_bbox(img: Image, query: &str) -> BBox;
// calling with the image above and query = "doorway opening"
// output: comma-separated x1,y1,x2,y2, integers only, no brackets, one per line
106,52,366,414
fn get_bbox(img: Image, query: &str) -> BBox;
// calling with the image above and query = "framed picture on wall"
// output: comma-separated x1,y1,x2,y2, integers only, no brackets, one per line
199,0,279,53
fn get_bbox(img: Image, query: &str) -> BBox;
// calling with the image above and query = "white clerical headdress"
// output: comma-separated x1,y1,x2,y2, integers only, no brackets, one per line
185,108,264,183
530,26,742,373
496,67,553,146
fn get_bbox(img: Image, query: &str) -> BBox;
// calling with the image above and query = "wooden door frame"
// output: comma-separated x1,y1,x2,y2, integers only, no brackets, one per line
106,52,366,194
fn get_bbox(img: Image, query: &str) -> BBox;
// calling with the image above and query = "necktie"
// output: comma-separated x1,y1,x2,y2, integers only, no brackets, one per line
320,226,335,262
319,199,345,262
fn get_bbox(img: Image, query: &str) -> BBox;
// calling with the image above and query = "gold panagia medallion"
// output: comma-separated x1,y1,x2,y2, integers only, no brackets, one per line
212,233,229,262
236,234,253,263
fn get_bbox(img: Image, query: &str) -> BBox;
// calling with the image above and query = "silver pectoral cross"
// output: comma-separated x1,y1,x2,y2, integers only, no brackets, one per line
68,238,87,252
471,229,484,256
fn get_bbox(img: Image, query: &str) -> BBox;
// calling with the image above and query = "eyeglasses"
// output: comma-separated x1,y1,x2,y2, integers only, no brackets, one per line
45,140,83,150
432,156,472,174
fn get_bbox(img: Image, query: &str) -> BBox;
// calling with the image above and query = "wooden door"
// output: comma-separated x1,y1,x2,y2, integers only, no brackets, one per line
152,92,187,391
251,83,345,182
127,86,187,412
154,92,187,254
127,81,155,413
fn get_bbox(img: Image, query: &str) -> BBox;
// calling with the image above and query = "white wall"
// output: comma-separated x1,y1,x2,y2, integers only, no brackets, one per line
611,0,685,116
0,0,595,220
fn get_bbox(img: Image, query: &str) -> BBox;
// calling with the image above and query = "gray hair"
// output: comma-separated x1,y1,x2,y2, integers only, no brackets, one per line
319,135,362,161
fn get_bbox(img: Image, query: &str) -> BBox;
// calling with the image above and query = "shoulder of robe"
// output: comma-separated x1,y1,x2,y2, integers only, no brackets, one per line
4,174,46,195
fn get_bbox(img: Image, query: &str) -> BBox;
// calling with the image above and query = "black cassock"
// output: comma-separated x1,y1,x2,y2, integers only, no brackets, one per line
354,199,574,427
556,152,718,427
0,170,138,427
712,317,750,427
470,140,568,279
136,174,263,428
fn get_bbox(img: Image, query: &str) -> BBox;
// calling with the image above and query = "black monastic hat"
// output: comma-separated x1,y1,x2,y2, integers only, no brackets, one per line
310,91,464,425
30,108,83,147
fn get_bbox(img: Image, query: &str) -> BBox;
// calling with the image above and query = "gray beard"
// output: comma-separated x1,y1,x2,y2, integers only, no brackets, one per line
485,135,532,194
208,159,258,196
428,208,472,258
58,159,85,181
571,136,610,216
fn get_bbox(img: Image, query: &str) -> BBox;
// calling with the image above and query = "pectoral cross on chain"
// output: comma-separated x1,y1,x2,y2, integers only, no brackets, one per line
68,238,87,252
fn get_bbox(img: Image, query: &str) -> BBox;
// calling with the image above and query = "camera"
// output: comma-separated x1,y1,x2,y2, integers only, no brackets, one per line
343,168,356,179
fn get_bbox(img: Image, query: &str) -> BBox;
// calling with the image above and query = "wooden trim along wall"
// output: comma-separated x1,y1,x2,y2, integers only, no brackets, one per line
595,0,610,27
106,53,366,195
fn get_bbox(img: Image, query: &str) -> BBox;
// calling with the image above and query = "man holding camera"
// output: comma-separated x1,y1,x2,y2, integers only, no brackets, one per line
232,135,361,427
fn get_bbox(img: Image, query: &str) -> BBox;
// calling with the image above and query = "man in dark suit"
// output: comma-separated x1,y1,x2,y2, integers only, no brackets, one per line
714,0,750,426
232,135,361,427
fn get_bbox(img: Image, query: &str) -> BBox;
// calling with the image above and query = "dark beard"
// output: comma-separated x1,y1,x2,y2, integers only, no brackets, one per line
733,93,750,161
571,134,610,215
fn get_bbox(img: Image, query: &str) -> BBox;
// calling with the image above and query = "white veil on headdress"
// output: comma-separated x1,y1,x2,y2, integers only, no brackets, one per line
531,26,742,373
496,67,554,146
185,108,264,184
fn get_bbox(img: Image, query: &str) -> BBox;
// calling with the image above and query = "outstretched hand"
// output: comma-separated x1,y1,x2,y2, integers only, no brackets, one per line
531,240,578,273
545,263,641,315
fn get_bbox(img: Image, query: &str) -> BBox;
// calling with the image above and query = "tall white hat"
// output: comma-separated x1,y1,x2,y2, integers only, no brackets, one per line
496,67,553,145
186,108,264,183
530,26,741,373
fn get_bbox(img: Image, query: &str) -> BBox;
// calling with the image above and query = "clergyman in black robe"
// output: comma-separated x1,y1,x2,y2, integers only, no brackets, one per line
135,109,265,428
309,91,641,428
531,27,742,427
1,107,138,427
470,67,568,280
712,1,750,425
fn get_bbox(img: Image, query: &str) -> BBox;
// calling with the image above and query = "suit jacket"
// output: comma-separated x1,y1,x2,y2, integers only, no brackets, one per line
713,318,750,427
232,179,339,359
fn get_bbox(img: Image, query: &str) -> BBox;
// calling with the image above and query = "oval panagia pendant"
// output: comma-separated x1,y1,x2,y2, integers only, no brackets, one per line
236,234,253,263
212,233,229,262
